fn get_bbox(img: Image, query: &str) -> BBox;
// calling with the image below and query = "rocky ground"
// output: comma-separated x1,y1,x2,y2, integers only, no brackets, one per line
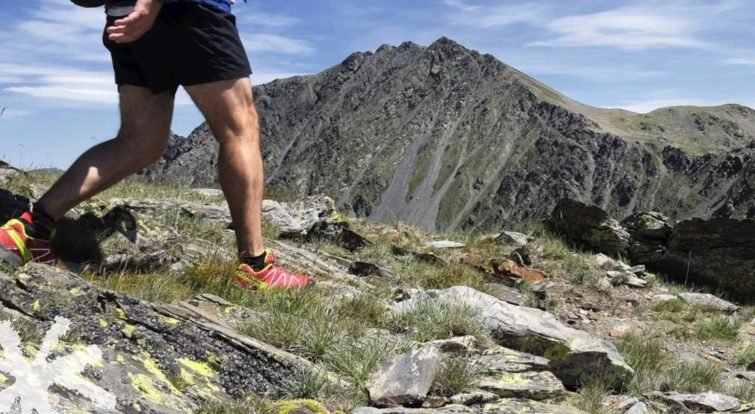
0,169,753,414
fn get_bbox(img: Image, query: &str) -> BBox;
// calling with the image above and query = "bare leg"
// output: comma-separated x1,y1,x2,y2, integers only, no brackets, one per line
184,78,264,257
37,86,174,219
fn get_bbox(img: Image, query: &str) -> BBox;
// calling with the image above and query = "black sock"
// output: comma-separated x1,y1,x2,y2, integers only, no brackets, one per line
19,208,54,240
241,250,268,272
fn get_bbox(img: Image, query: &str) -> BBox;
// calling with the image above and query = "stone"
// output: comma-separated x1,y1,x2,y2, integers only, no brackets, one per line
495,231,529,247
652,294,678,302
192,188,224,198
392,287,633,389
429,240,465,249
654,217,755,302
306,220,369,252
622,212,672,264
625,402,649,414
677,293,739,313
449,391,498,406
0,264,332,413
495,260,546,284
663,392,740,413
473,346,550,374
349,261,395,279
480,399,588,413
623,274,647,288
262,200,304,236
477,371,565,400
392,245,447,265
366,344,443,407
351,405,473,413
545,199,631,257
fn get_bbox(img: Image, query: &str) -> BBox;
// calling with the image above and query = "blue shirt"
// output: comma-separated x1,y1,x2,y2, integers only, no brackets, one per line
162,0,233,13
106,0,234,14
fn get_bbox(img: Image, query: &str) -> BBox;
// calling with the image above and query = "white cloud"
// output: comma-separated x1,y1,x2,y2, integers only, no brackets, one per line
531,7,707,50
618,98,719,113
725,57,755,67
241,33,315,56
6,86,117,104
238,12,302,28
445,1,545,28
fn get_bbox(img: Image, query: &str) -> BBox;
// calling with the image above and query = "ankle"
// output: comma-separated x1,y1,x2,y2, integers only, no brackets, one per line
19,205,56,240
240,249,268,272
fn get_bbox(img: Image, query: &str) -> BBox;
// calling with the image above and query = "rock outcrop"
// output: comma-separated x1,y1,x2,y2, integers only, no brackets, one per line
546,199,755,301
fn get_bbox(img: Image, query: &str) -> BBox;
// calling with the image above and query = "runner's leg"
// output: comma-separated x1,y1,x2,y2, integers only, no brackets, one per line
184,77,264,258
36,85,174,219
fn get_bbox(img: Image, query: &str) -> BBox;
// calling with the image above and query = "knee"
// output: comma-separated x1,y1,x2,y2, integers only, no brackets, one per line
115,129,169,166
214,120,259,148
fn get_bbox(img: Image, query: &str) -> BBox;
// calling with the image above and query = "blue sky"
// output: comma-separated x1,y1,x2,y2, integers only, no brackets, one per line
1,0,754,169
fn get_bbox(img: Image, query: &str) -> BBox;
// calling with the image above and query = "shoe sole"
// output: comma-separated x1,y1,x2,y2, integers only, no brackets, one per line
233,275,315,290
0,246,23,269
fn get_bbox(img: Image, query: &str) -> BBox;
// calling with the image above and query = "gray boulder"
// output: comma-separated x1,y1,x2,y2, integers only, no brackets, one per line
545,199,631,257
677,292,739,313
392,287,633,389
654,217,755,301
663,392,740,413
366,344,443,407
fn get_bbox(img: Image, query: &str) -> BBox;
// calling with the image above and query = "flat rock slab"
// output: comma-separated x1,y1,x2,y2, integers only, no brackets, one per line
677,293,739,313
495,231,529,247
367,345,443,407
0,264,325,413
473,346,550,374
428,240,466,249
480,399,587,413
262,200,304,236
477,371,565,400
663,392,740,412
352,400,588,414
449,391,499,406
393,287,633,389
352,405,473,414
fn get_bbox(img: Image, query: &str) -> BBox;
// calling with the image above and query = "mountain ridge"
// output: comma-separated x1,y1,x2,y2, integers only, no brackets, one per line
141,37,755,232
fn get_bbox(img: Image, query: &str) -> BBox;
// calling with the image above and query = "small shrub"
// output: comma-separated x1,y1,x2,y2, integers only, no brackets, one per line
731,343,755,368
574,380,612,414
390,299,485,343
695,316,741,342
283,368,329,399
324,334,409,384
659,361,723,393
430,357,478,397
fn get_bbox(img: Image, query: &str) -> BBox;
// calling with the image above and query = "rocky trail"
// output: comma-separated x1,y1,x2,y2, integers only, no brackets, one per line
0,169,753,414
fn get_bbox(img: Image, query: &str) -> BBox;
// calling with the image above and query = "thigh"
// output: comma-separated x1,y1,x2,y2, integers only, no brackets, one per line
118,85,175,143
184,78,255,139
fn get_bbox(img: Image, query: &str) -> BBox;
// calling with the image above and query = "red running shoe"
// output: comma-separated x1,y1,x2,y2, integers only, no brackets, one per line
235,249,313,289
0,218,57,268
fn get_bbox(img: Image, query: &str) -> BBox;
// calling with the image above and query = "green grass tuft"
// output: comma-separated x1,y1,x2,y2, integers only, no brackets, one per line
389,299,485,343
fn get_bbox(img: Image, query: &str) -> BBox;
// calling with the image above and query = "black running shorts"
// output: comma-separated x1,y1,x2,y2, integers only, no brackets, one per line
103,3,252,95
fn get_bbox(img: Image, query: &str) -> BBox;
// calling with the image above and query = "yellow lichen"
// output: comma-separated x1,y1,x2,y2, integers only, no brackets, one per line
99,319,109,328
115,307,127,320
69,287,82,296
116,355,125,363
0,373,7,384
32,300,41,312
122,324,136,339
178,358,214,378
267,400,330,414
159,315,179,325
128,373,172,406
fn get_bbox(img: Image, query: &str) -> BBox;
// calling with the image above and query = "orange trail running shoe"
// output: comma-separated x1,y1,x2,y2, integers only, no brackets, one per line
0,214,57,269
235,249,313,289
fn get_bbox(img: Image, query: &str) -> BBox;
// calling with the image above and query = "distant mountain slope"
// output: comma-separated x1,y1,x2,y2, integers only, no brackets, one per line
140,37,755,231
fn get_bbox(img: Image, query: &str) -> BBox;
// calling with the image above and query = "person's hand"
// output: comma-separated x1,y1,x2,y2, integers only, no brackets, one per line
106,0,162,43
